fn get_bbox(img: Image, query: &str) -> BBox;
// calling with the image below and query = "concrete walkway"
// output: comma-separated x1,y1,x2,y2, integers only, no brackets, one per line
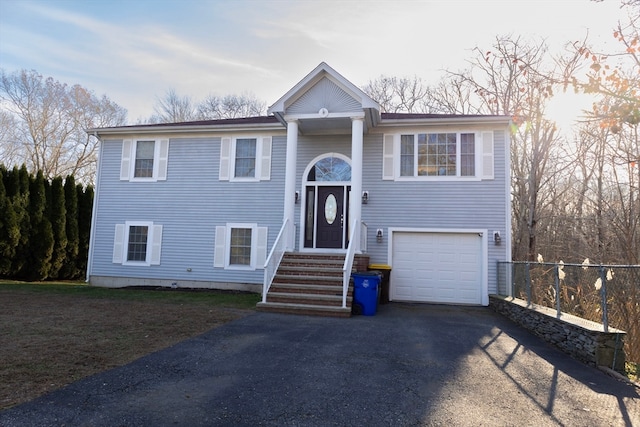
1,304,638,426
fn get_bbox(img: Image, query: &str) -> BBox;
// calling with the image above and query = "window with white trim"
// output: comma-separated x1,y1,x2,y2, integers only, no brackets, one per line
383,131,494,180
112,221,163,266
120,138,169,182
234,138,257,178
213,223,268,270
219,136,272,181
401,132,474,177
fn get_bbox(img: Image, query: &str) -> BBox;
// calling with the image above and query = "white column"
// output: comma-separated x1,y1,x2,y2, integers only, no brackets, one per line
350,117,364,252
283,119,298,250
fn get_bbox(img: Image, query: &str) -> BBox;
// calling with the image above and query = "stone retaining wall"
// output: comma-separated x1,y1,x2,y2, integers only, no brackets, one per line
489,295,626,372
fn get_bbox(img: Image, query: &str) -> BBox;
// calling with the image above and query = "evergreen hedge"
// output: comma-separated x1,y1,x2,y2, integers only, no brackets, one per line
0,165,93,281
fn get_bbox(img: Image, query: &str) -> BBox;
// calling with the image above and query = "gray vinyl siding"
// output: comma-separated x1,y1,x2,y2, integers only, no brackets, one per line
90,135,286,285
91,126,509,293
359,129,509,294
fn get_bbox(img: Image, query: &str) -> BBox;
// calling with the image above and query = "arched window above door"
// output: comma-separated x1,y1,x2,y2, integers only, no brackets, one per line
307,156,351,182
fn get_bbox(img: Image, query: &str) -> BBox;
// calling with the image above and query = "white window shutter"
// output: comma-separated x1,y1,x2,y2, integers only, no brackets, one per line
213,226,227,267
482,132,494,180
150,224,163,265
113,224,125,263
157,139,169,181
255,227,268,268
120,140,132,181
382,134,394,180
219,137,231,181
260,137,272,181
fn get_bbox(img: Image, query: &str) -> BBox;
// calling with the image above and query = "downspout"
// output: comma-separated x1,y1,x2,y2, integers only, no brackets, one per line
85,131,103,283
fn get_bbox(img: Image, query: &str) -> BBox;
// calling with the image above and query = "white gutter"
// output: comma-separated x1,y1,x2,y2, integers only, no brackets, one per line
377,116,511,127
87,122,285,137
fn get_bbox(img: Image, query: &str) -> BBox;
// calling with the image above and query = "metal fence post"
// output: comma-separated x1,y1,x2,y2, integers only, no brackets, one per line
554,263,561,318
509,262,514,297
599,266,609,333
525,262,532,307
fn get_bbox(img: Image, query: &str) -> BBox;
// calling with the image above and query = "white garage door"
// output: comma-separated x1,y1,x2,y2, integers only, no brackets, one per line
391,232,483,305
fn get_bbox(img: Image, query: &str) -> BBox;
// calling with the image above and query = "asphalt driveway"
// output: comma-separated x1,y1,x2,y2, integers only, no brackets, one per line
1,303,638,426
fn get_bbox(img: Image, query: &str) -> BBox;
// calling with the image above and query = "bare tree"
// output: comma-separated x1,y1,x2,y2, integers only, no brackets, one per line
196,92,266,119
447,36,566,261
0,110,20,166
362,75,435,113
429,74,484,115
0,69,127,183
146,91,266,123
147,89,197,124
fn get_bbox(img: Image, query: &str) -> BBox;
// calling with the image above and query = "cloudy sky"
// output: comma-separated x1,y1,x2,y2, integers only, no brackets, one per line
0,0,629,124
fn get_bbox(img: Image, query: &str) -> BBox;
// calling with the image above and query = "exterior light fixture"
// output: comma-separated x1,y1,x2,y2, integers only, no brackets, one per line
376,228,383,243
493,231,501,245
362,191,369,204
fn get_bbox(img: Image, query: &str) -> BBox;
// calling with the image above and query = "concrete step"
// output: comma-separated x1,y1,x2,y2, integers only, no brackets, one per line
256,301,352,318
273,274,344,286
266,292,352,306
278,264,342,277
268,282,350,295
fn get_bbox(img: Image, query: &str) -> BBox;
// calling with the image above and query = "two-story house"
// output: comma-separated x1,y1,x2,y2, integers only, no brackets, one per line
87,63,511,316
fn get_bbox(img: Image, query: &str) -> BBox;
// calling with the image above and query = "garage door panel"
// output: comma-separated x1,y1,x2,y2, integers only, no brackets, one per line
392,232,482,305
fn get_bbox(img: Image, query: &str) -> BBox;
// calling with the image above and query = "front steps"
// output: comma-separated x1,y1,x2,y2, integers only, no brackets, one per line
256,253,354,317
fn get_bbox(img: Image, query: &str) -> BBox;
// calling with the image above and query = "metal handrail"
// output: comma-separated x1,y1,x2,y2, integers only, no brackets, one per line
262,218,291,303
342,219,360,308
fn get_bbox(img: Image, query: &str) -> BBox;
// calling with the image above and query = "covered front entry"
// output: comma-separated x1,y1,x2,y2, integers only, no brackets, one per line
302,154,351,250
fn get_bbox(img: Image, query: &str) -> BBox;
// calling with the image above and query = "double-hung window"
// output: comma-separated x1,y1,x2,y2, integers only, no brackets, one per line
234,138,257,178
134,141,155,178
213,223,268,270
120,138,169,182
229,227,252,266
127,225,149,261
112,221,163,266
219,136,272,181
383,131,495,180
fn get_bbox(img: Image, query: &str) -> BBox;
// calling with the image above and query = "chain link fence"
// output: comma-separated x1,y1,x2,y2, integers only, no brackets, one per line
497,261,640,367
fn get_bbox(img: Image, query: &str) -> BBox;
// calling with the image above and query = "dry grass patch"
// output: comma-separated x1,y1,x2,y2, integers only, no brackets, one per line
0,282,259,410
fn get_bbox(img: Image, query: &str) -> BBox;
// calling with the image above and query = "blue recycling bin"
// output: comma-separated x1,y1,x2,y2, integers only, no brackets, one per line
352,272,381,316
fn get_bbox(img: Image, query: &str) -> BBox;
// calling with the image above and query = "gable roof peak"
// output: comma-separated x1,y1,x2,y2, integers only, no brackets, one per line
267,63,380,122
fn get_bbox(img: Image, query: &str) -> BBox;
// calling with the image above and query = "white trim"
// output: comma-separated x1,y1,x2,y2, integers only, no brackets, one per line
230,137,260,182
382,134,395,180
392,131,484,180
221,135,272,182
260,136,272,181
503,129,513,293
299,153,352,251
481,131,494,180
220,223,268,271
283,111,365,121
213,225,227,267
120,139,132,181
156,139,169,181
387,227,489,306
86,134,104,282
120,138,169,182
112,224,125,264
116,221,159,267
268,62,380,115
150,224,163,265
219,137,231,181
